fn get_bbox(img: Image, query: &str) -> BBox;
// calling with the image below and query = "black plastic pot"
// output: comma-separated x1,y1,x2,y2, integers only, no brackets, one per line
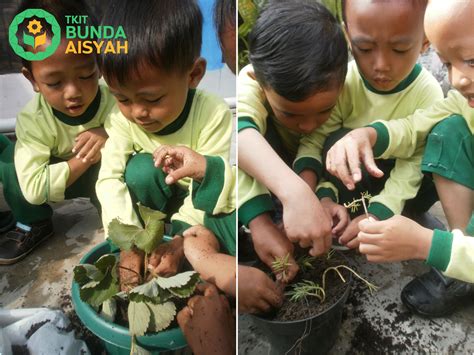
251,270,352,354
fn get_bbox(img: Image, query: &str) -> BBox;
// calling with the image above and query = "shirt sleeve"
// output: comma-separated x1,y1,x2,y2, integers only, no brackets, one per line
14,109,70,204
171,98,233,234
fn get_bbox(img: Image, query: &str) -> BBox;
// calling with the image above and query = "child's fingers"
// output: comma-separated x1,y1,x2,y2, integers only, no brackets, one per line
358,241,383,257
82,141,102,162
165,166,194,184
357,231,384,245
338,222,357,245
76,138,96,159
361,146,383,178
332,209,349,234
153,145,173,167
345,143,362,183
358,218,385,233
177,305,193,326
333,144,355,190
72,135,89,154
346,237,360,249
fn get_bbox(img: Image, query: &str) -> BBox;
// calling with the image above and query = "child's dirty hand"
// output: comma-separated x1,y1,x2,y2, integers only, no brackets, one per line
119,248,145,292
358,215,433,262
177,283,235,355
339,214,378,249
153,145,207,184
325,127,383,190
148,235,184,277
238,265,283,314
249,213,299,282
282,188,333,257
320,198,350,236
73,127,108,163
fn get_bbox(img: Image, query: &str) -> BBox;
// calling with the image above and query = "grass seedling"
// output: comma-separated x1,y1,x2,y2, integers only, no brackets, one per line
272,254,293,281
344,192,372,214
297,255,317,273
286,280,326,303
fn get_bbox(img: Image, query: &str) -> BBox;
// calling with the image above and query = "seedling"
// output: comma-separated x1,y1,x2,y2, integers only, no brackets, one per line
74,204,199,354
296,255,317,273
344,192,372,214
272,254,294,281
286,280,326,303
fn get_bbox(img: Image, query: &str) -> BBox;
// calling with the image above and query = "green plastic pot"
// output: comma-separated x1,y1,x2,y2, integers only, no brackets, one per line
71,240,187,355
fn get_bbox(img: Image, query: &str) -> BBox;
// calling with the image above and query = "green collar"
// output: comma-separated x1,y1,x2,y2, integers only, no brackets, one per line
155,89,196,136
361,64,422,95
53,89,101,126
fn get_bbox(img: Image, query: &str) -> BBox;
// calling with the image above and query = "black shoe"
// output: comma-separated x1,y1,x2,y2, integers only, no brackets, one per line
0,211,15,233
0,220,54,265
401,268,474,317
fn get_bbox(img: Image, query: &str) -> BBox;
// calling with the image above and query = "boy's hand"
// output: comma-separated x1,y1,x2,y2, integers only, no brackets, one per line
119,248,144,292
358,215,433,262
182,225,220,265
238,265,283,314
177,283,235,355
339,214,378,249
153,145,207,184
148,235,184,277
320,197,350,236
249,214,299,282
73,127,108,163
282,187,333,257
325,127,383,190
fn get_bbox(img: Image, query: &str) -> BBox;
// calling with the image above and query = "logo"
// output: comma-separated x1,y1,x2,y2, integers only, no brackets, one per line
9,9,61,61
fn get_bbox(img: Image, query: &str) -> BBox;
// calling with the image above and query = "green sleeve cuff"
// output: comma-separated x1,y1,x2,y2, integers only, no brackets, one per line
239,194,274,226
426,229,453,272
192,156,224,214
467,214,474,235
293,157,323,179
316,187,337,202
238,116,259,132
171,220,192,236
367,202,394,220
368,122,390,157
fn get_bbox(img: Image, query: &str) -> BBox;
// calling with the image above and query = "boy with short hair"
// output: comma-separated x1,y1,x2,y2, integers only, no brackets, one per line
96,0,232,282
214,0,236,74
326,0,474,317
0,0,114,264
295,0,444,249
238,0,348,276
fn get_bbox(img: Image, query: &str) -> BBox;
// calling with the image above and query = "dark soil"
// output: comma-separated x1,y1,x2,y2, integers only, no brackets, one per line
260,251,352,322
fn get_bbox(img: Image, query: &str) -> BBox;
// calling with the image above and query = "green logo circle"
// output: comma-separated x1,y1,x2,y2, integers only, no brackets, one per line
9,9,61,61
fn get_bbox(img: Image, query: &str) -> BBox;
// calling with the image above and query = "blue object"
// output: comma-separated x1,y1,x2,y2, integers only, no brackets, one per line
198,0,224,71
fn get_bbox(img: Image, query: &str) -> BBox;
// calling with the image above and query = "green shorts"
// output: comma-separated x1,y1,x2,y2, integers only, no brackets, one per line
422,114,474,190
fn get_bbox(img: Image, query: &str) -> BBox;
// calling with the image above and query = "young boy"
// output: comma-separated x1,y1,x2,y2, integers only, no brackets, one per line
238,0,348,276
326,0,474,317
96,0,232,283
0,0,114,264
214,0,236,74
295,0,444,249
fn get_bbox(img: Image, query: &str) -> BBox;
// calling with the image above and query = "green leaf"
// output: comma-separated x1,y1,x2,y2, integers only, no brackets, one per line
128,301,151,336
146,302,176,332
79,272,120,307
130,278,160,298
82,280,101,289
134,226,163,254
100,298,117,322
131,338,152,355
23,32,34,47
95,254,117,274
108,219,141,251
155,271,197,289
138,204,166,224
73,265,90,286
168,273,200,299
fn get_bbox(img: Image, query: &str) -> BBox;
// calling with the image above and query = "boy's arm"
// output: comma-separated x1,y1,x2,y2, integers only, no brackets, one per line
239,128,332,256
170,98,232,236
96,113,141,235
14,110,75,204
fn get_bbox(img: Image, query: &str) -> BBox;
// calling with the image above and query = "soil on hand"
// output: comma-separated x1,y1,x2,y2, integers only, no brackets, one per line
119,248,145,292
262,252,351,322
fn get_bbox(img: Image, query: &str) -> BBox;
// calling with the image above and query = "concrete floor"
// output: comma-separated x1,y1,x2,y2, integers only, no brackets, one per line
239,203,474,354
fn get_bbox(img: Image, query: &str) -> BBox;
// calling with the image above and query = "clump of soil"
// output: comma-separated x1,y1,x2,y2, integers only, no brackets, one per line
261,251,352,322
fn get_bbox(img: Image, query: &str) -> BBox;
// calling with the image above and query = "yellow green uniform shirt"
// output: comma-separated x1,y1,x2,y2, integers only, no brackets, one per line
97,89,232,236
14,85,114,204
296,60,444,219
237,64,301,225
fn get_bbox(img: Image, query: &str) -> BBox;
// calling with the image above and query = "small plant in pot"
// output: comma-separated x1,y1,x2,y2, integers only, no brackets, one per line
253,250,377,355
72,204,200,354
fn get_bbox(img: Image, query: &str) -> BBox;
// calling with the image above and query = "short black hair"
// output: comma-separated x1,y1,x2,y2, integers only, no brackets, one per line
249,0,348,101
342,0,428,25
100,0,203,86
214,0,236,38
14,0,98,72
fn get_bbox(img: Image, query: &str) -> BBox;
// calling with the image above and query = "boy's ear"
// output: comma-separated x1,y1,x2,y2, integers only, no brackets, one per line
420,35,430,54
188,57,207,89
342,21,352,52
22,67,39,92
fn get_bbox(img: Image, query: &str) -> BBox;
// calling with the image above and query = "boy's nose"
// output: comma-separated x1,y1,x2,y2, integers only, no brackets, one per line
298,120,318,134
452,67,472,90
373,53,390,72
132,105,149,120
64,83,81,100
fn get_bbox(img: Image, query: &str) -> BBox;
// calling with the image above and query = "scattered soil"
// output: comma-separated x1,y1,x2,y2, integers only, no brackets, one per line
259,251,352,322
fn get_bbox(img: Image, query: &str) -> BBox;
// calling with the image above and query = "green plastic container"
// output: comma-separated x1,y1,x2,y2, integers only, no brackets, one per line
71,240,187,354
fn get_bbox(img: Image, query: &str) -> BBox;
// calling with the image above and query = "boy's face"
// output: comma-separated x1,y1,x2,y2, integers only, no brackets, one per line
261,83,342,134
107,60,205,133
425,1,474,108
24,40,99,116
345,0,428,92
220,22,236,74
